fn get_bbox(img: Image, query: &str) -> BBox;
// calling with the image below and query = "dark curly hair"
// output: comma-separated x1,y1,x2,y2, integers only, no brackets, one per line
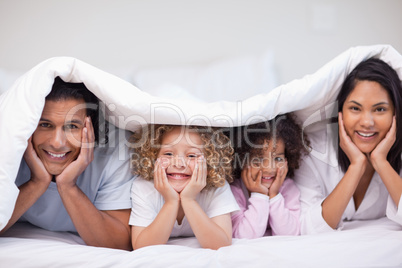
231,113,310,179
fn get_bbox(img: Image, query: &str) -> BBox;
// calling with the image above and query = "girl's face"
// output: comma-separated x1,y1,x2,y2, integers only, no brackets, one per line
158,127,204,193
342,80,395,154
248,139,286,189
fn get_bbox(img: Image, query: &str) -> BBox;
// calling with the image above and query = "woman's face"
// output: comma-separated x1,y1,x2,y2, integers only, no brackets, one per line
341,80,395,153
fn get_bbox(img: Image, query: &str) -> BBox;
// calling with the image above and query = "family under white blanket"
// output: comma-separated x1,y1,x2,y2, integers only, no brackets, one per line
1,57,401,251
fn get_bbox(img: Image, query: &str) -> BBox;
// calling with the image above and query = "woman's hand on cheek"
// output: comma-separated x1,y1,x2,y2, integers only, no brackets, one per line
24,136,52,185
241,166,268,195
180,155,207,201
269,160,288,198
370,116,396,168
154,158,179,202
338,112,367,166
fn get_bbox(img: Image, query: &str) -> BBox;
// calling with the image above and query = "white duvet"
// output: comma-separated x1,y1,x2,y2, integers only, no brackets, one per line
1,44,402,267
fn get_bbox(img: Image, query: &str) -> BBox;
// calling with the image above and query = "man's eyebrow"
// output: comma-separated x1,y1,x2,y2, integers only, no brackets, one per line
39,118,84,125
66,119,83,124
66,119,84,125
39,118,51,122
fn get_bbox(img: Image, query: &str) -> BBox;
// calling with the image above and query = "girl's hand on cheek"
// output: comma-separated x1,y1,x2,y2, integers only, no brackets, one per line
154,158,179,202
241,166,268,195
180,155,207,201
268,160,288,198
370,116,396,168
338,112,367,166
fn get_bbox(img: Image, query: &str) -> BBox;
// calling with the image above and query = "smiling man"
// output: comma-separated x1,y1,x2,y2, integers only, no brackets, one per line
0,77,134,250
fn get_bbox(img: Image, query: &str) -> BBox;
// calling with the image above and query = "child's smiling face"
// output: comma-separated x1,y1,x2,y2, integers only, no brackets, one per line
158,126,204,193
248,139,286,190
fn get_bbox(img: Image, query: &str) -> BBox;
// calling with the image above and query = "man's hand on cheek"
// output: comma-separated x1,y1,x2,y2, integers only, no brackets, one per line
56,117,95,188
24,136,52,187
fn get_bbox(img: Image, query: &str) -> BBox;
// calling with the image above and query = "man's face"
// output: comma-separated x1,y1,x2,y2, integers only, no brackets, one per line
32,98,87,175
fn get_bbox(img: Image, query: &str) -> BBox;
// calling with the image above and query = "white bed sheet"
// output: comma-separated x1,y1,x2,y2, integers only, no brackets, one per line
1,218,401,267
1,44,402,267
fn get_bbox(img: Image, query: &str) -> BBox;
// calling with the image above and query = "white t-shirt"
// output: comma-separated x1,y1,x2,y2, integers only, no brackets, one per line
129,177,240,237
15,126,135,233
294,123,402,234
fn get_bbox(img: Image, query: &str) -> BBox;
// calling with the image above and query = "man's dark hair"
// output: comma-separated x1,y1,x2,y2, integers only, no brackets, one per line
46,76,104,144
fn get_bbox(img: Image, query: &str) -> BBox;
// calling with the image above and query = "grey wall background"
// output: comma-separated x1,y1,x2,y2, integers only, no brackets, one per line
0,0,401,85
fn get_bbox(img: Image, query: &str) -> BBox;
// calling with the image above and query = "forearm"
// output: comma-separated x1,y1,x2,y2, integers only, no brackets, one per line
57,184,131,250
0,180,49,234
322,164,363,229
374,161,402,207
132,201,179,249
181,198,231,249
232,194,269,239
269,195,300,236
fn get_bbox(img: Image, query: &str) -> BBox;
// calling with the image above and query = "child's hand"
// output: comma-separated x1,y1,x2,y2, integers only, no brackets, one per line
154,158,180,202
180,155,207,201
268,160,288,198
241,166,268,195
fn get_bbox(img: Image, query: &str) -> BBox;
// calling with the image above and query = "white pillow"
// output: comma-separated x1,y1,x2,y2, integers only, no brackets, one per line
129,50,278,102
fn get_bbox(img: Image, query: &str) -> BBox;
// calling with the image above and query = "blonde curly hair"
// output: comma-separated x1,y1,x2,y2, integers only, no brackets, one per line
130,124,234,188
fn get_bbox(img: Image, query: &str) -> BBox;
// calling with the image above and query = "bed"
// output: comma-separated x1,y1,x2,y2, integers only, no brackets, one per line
1,44,402,267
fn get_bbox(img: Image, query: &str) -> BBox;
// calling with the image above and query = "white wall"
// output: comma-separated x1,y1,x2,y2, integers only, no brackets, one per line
0,0,401,85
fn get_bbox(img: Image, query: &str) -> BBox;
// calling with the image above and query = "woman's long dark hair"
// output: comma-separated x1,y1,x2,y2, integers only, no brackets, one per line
337,58,402,172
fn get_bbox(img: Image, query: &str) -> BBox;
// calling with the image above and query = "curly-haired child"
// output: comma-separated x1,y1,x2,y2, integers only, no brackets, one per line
129,124,239,250
230,113,310,238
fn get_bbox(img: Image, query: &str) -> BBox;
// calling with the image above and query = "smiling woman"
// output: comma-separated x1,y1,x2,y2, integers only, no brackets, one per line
295,58,402,234
341,80,394,154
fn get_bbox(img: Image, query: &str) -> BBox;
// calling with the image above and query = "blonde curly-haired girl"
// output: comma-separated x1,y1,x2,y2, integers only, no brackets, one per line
129,124,239,250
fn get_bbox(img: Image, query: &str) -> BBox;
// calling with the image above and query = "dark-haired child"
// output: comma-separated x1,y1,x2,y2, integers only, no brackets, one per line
231,114,309,238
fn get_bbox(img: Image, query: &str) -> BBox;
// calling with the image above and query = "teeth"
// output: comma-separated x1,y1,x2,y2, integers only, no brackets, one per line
169,174,188,178
48,152,66,158
357,132,375,137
